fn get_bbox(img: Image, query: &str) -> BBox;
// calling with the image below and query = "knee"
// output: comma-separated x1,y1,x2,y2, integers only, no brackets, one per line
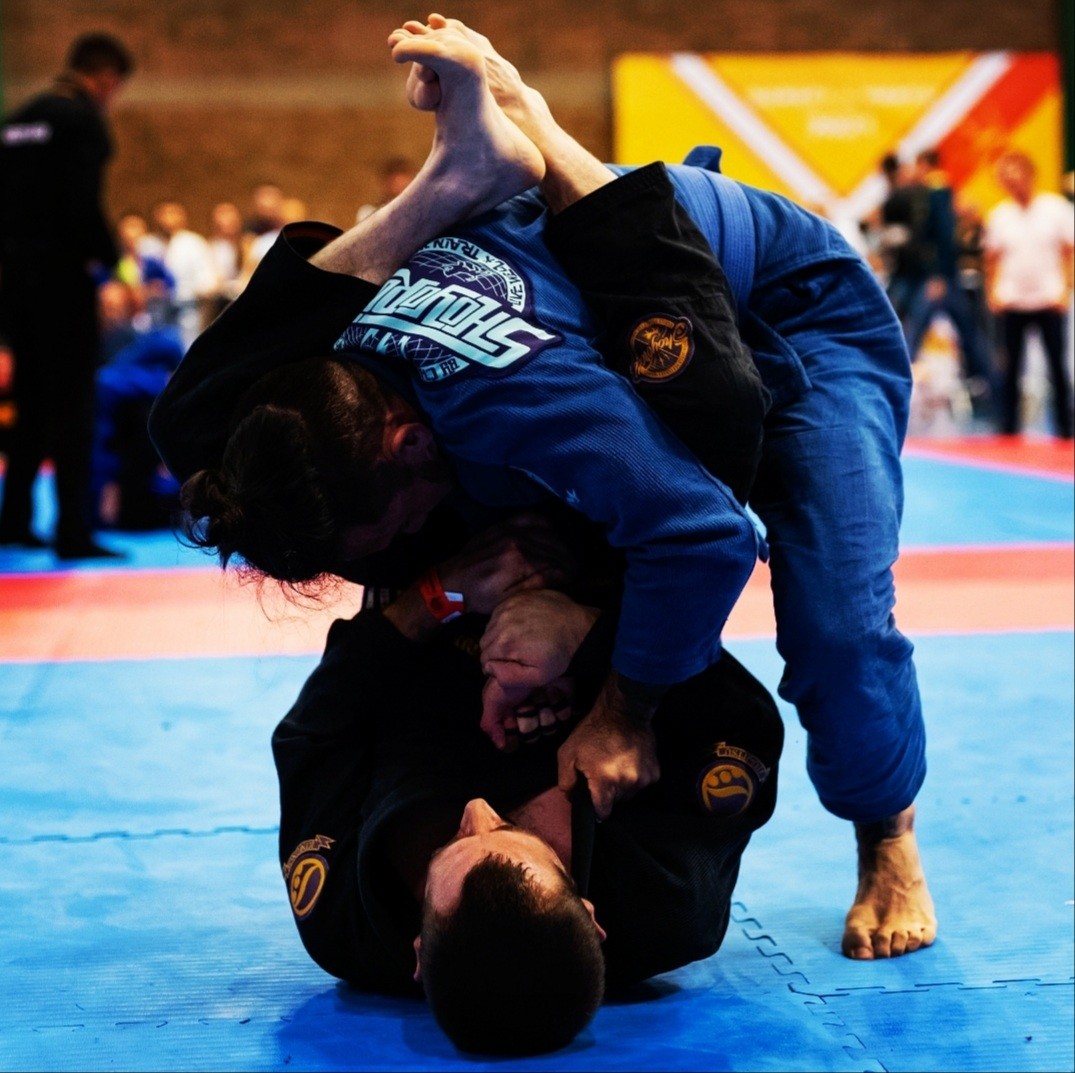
776,605,915,706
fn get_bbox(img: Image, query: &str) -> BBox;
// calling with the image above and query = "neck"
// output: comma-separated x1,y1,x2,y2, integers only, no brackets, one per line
60,71,103,109
392,788,575,904
507,787,573,871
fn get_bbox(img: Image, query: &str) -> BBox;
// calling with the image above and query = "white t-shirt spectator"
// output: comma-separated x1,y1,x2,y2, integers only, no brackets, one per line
984,193,1075,310
164,229,220,304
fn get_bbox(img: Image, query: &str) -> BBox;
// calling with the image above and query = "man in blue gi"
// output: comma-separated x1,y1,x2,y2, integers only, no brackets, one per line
149,16,936,962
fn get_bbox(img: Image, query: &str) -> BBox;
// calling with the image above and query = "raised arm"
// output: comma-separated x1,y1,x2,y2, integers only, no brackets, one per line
148,27,543,484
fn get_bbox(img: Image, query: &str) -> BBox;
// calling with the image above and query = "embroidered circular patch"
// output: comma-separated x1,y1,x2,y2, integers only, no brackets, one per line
695,742,771,817
697,762,755,815
288,853,328,919
628,314,695,383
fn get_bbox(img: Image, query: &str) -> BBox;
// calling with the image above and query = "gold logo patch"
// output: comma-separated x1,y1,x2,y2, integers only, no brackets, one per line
628,314,695,383
696,743,770,817
283,834,335,920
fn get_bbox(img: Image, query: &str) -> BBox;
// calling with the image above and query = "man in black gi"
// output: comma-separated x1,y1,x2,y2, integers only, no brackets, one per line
273,513,783,1055
0,32,133,558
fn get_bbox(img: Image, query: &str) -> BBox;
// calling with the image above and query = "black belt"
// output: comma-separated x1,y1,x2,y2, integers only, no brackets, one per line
569,775,595,898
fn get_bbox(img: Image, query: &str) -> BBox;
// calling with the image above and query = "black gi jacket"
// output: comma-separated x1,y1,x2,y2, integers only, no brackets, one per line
0,78,118,270
273,609,783,994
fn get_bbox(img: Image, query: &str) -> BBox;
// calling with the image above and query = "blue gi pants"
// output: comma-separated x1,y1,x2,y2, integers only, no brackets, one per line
749,257,926,824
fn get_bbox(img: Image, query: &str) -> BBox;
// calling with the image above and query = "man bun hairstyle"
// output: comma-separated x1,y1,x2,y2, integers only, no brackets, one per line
420,857,605,1056
66,33,134,77
180,357,400,585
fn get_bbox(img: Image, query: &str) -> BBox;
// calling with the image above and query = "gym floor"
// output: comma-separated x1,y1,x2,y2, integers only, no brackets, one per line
1,435,1072,1072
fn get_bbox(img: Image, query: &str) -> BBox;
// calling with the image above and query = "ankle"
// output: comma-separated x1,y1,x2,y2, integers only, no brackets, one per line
855,804,916,847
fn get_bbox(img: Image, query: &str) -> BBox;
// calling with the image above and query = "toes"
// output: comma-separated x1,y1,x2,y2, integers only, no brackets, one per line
921,919,938,947
444,16,492,49
871,929,892,959
888,931,908,958
841,923,875,960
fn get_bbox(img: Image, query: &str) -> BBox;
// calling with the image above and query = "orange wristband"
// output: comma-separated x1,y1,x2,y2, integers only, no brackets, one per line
418,568,466,623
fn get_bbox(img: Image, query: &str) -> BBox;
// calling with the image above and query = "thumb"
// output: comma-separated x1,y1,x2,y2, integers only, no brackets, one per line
557,741,580,795
480,678,525,750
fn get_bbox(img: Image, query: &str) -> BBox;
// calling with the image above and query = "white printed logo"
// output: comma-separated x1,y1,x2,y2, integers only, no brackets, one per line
2,122,52,146
335,237,560,383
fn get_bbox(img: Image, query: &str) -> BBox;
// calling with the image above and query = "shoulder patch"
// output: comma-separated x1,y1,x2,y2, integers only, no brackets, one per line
283,834,335,920
334,236,560,383
628,313,695,383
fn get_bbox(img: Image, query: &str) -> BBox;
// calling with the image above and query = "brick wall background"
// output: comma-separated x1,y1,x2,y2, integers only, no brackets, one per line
1,0,1065,231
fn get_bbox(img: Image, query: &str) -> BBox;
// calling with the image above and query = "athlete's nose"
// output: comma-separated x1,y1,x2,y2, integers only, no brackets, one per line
459,798,502,836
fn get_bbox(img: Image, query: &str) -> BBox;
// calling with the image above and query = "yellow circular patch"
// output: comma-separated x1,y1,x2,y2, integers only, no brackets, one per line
629,314,695,383
289,853,328,919
697,762,755,816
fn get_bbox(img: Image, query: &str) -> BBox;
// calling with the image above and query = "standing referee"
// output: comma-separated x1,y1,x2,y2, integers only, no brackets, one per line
0,33,133,558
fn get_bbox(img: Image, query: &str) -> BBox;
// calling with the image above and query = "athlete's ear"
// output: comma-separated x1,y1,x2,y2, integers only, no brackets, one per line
412,935,423,982
581,898,607,943
384,420,437,467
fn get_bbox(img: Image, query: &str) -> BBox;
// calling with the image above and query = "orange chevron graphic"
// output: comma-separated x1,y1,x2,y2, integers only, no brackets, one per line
937,54,1060,186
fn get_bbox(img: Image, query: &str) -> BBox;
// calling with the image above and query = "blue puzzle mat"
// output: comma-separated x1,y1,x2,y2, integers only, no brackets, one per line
0,632,1070,1072
0,452,1072,1071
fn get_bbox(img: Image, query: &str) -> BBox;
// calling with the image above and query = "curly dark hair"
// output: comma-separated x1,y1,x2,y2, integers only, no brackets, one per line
179,357,403,584
420,855,605,1055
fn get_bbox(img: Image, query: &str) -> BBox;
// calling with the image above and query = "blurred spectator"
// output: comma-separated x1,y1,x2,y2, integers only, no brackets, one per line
953,200,996,409
245,181,286,238
900,149,992,413
113,212,175,326
866,153,907,286
281,196,309,225
207,201,246,315
242,182,287,273
93,280,183,529
357,155,417,222
0,341,14,456
0,31,133,558
984,152,1075,439
152,200,220,350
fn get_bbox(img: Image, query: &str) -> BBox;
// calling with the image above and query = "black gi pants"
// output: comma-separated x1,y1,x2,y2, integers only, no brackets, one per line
998,308,1073,438
0,257,100,548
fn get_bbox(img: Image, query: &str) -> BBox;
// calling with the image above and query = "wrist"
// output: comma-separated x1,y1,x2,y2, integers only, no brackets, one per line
383,567,466,642
382,585,442,642
418,566,466,623
599,671,666,728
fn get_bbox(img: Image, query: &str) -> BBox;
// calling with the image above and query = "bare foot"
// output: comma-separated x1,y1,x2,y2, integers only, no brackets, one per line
310,20,543,282
842,805,938,959
386,19,544,217
421,15,560,149
418,15,613,213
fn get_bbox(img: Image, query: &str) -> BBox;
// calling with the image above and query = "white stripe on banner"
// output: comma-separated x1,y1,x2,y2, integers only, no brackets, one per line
671,51,1016,224
841,51,1014,220
670,53,832,206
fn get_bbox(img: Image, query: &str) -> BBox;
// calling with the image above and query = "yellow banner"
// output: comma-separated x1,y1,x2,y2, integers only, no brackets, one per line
614,52,1063,217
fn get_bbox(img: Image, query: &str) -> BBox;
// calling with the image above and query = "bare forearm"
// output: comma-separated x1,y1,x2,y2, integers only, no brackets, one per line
537,125,616,215
310,174,456,284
